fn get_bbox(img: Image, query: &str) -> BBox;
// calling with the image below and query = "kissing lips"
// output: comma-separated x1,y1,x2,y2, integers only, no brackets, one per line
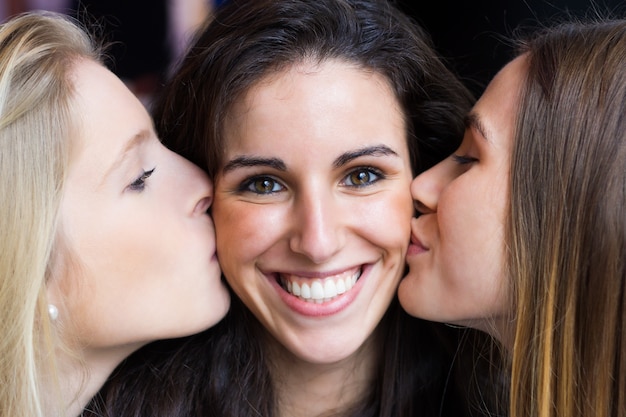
407,232,428,256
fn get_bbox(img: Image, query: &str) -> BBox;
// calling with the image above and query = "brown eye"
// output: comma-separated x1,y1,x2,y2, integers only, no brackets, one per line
344,168,382,187
240,176,284,194
351,170,370,185
254,178,277,193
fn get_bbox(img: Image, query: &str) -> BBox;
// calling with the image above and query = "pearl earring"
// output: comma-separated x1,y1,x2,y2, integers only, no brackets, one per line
48,304,59,321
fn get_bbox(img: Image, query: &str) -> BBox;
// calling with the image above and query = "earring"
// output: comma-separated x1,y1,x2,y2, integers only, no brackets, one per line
48,304,59,321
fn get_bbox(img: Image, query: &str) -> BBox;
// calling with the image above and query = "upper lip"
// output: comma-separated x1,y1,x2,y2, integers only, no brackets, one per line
262,265,363,279
410,234,427,250
410,217,429,250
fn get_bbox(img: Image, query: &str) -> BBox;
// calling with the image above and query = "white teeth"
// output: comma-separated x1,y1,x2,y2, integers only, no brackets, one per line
311,281,324,300
336,279,346,294
280,268,362,302
323,280,337,298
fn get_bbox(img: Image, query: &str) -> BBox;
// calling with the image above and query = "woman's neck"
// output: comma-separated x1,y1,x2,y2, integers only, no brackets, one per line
49,344,139,416
267,328,382,417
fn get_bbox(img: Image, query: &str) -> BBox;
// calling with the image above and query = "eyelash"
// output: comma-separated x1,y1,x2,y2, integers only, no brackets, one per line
128,168,155,192
452,154,478,165
237,167,385,195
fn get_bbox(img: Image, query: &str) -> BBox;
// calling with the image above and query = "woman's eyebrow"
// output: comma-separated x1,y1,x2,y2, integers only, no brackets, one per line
100,129,151,188
333,145,398,168
222,156,287,173
464,112,492,143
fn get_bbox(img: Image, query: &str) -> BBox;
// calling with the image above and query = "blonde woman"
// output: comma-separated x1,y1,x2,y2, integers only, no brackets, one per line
0,12,229,417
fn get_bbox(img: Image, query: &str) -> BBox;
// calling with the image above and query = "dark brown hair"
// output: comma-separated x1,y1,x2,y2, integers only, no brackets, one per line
87,1,497,416
154,0,473,177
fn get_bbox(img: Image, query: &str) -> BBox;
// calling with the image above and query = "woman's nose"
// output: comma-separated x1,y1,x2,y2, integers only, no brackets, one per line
410,157,457,215
289,189,343,264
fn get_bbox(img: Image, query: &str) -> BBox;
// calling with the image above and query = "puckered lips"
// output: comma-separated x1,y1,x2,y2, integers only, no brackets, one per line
407,218,428,257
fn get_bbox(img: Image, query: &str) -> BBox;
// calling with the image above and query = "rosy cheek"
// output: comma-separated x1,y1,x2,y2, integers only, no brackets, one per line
216,214,250,242
359,194,411,234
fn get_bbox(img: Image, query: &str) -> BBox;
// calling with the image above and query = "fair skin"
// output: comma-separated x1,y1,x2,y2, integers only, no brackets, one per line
213,59,413,416
46,59,230,415
398,56,527,344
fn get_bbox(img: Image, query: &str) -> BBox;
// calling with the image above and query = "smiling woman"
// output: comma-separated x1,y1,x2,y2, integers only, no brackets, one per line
89,0,497,416
0,12,229,417
214,60,413,366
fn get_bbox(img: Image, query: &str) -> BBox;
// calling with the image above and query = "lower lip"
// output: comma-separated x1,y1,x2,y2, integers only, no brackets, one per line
270,265,370,317
406,242,427,257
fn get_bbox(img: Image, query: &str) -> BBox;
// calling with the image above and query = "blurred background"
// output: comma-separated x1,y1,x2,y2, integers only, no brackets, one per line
398,0,626,96
1,0,624,104
0,0,222,107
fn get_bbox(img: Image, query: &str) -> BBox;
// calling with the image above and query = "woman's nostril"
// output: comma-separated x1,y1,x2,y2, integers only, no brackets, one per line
195,196,213,215
413,200,430,215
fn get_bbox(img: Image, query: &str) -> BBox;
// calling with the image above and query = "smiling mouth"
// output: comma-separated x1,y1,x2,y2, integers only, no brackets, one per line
278,267,362,303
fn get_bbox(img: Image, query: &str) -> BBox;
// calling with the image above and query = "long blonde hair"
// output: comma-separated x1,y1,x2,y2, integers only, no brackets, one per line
508,19,626,417
0,12,99,417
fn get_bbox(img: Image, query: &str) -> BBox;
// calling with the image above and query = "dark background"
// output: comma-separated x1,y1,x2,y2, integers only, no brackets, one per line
65,0,626,101
6,0,621,100
397,0,626,96
64,0,626,100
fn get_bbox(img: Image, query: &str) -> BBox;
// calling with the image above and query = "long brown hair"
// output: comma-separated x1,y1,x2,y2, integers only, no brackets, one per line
509,19,626,417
